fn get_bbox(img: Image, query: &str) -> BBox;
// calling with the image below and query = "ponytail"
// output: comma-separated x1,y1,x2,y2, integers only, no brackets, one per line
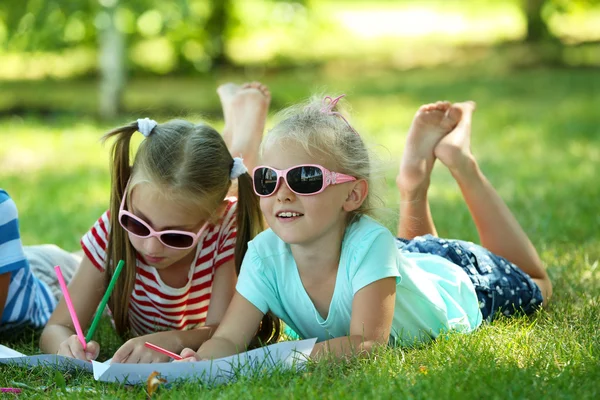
101,122,139,339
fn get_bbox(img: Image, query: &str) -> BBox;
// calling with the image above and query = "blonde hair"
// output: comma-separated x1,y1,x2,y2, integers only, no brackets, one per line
261,95,381,223
102,120,279,344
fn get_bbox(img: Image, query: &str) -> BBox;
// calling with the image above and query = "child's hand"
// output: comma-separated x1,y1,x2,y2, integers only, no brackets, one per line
57,335,100,361
112,337,172,364
175,347,201,362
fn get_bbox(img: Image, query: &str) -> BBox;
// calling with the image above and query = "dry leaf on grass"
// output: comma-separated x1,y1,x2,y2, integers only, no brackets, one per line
146,371,167,397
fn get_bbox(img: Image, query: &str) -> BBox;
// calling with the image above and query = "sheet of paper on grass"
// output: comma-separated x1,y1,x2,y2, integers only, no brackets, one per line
92,338,317,385
0,344,107,372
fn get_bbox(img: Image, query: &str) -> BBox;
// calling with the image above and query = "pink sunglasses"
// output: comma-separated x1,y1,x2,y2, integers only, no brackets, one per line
118,181,210,249
252,164,356,197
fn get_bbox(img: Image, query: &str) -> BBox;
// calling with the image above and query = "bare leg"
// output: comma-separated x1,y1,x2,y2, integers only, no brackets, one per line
396,102,462,239
217,81,271,173
434,102,552,304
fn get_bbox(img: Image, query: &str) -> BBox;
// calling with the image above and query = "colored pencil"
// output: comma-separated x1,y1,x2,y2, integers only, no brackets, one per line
0,388,22,393
85,259,124,342
144,342,183,360
54,265,86,350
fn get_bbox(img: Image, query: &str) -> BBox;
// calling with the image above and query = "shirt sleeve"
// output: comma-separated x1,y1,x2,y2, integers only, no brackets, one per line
347,228,401,295
0,191,28,275
80,210,111,272
213,198,237,270
235,241,275,315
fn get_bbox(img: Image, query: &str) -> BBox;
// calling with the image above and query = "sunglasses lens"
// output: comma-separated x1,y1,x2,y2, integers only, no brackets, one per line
287,166,324,194
253,167,279,195
160,233,194,249
120,214,151,237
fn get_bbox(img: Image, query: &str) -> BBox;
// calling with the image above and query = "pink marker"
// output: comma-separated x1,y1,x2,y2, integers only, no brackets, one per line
144,342,183,360
1,388,22,393
54,265,87,350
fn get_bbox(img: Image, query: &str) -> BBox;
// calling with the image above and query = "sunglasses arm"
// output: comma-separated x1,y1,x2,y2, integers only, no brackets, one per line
327,172,357,185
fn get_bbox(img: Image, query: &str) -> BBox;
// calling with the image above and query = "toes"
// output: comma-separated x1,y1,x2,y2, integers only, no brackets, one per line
434,101,451,111
419,103,436,112
241,81,271,99
418,101,451,114
452,101,476,124
444,105,463,126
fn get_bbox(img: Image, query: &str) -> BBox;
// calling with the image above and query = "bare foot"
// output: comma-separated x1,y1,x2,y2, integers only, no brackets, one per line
434,101,476,173
217,82,241,147
217,82,271,160
396,101,462,194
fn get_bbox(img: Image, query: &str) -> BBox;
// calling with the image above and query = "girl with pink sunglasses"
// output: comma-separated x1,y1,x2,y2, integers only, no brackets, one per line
179,95,552,361
40,82,281,363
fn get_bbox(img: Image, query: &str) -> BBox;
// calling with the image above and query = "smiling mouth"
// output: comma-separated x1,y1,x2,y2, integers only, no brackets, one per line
276,212,304,218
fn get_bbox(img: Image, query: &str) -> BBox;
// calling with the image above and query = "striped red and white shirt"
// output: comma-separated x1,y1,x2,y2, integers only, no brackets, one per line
81,197,238,336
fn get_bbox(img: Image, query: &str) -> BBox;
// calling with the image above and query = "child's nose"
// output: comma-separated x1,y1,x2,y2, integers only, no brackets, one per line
143,235,164,254
275,179,295,202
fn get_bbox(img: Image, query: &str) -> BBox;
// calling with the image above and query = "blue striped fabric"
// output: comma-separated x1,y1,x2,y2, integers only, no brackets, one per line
0,189,56,332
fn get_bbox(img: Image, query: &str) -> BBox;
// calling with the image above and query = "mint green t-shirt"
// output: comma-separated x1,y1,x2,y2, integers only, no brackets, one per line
237,216,482,345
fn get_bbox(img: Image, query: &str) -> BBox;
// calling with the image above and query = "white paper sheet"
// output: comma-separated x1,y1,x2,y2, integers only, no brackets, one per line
92,338,316,385
0,339,316,385
0,344,95,372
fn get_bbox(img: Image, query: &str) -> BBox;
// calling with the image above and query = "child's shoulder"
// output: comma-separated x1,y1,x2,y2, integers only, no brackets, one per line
220,196,238,218
344,215,395,245
248,228,289,258
0,189,17,218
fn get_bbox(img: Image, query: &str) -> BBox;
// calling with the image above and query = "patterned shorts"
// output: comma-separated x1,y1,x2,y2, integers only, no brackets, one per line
23,245,82,302
396,235,543,321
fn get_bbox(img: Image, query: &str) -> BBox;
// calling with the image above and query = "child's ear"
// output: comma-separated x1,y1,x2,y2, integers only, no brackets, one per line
343,179,368,212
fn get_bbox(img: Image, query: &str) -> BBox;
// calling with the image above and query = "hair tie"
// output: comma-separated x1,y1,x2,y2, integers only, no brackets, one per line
137,118,158,137
230,157,248,180
320,94,359,136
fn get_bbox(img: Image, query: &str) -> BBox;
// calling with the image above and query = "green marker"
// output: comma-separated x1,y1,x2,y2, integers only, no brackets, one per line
85,259,124,342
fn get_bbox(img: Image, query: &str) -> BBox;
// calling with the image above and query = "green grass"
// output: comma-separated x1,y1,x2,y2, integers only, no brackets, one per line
1,64,599,398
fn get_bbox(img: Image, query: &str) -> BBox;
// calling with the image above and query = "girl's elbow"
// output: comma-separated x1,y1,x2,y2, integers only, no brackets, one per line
356,337,388,355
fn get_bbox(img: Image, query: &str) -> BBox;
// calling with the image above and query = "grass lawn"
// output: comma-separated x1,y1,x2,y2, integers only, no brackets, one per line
0,64,599,398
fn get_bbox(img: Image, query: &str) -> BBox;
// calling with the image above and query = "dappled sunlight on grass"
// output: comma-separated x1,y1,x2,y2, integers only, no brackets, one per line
0,119,109,174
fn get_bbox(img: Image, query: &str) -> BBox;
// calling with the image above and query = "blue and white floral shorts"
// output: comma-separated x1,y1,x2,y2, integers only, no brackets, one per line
396,235,543,321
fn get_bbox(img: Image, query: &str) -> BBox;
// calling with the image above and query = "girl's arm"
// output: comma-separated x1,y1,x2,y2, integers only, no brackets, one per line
181,292,265,360
111,259,237,363
39,256,106,359
204,258,237,326
311,277,397,360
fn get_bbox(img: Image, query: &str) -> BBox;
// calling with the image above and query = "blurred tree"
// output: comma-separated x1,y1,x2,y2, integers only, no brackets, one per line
523,0,599,43
98,0,125,119
204,0,234,67
524,0,553,42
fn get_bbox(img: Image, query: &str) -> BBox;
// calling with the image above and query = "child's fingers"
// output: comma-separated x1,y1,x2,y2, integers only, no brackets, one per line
66,335,88,360
85,341,100,361
180,347,197,359
57,340,76,358
112,340,134,364
137,348,167,364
